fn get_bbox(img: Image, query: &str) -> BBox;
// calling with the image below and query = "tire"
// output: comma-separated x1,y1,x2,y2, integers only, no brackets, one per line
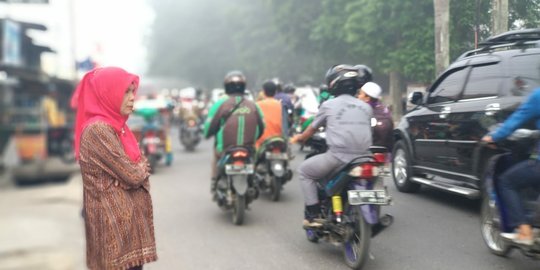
343,205,371,270
305,229,319,243
480,195,511,256
270,176,282,202
232,195,246,225
392,140,420,193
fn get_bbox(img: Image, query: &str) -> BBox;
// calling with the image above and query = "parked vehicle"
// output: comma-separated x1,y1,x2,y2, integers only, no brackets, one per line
303,131,393,270
254,136,293,201
392,29,540,199
481,129,540,259
214,146,259,225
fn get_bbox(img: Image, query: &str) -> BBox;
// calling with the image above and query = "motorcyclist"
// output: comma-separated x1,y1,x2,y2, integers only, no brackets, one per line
357,82,394,151
482,87,540,245
255,80,285,149
204,71,265,195
273,78,295,118
317,84,332,106
290,64,373,227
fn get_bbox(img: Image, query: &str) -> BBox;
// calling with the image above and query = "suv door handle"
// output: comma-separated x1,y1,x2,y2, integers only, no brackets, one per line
439,106,451,119
485,103,500,116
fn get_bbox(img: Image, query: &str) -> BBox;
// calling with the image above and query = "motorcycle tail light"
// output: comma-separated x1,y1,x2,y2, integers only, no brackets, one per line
373,153,386,163
271,148,282,153
232,151,248,158
348,163,379,179
145,131,155,138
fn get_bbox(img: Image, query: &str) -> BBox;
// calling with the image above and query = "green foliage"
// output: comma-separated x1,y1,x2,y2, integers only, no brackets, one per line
146,0,540,88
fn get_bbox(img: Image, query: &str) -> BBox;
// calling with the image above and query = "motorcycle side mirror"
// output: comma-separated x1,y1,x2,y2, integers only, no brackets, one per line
408,91,424,106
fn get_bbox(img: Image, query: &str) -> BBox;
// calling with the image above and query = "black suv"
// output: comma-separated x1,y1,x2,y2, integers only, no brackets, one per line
392,29,540,199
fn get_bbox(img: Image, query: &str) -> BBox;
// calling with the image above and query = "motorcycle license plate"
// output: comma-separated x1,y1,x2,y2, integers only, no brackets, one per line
265,152,288,160
225,164,254,175
347,190,388,205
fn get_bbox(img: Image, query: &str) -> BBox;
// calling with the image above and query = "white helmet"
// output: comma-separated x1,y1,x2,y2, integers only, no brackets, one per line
361,82,382,99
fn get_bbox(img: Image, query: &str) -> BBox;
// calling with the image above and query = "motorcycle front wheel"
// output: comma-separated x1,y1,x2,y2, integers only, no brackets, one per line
343,205,371,270
480,195,511,256
232,195,246,225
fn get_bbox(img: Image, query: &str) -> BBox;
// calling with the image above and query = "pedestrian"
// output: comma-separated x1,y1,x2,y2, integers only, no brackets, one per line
71,67,158,270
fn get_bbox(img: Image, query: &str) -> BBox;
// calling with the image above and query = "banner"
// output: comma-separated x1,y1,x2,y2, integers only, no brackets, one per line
2,19,22,66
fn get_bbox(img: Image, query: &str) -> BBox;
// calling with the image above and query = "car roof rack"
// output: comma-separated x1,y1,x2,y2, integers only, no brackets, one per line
457,28,540,60
479,28,540,46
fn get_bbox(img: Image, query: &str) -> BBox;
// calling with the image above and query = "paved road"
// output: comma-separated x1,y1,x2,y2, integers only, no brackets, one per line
146,137,538,270
1,132,538,269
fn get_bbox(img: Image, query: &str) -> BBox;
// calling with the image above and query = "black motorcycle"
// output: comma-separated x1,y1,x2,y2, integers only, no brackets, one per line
215,146,259,225
255,136,293,201
481,129,540,259
179,116,201,151
303,132,393,270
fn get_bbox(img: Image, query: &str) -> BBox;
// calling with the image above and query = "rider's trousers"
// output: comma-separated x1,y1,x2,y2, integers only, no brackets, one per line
298,152,346,206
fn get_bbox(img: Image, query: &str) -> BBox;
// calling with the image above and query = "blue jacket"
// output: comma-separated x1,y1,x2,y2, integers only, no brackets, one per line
491,87,540,142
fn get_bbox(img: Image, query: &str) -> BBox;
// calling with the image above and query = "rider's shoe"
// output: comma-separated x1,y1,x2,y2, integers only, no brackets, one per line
500,232,534,245
303,204,323,229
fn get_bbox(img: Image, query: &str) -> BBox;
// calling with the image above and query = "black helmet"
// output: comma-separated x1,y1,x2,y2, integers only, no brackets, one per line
324,64,360,96
224,70,246,95
272,77,283,92
283,83,296,94
353,64,373,88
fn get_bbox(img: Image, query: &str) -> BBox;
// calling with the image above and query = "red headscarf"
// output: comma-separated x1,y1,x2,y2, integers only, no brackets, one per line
71,67,141,162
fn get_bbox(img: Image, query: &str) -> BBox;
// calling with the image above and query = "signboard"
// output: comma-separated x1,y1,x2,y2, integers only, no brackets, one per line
0,0,49,3
2,19,22,66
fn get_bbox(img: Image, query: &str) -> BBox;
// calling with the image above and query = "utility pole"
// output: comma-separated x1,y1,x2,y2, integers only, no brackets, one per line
492,0,508,35
434,0,450,77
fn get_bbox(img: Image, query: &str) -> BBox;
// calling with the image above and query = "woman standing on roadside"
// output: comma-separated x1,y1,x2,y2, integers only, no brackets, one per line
71,67,158,270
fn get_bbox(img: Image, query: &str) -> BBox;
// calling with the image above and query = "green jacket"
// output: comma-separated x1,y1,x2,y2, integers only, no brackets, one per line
204,94,265,153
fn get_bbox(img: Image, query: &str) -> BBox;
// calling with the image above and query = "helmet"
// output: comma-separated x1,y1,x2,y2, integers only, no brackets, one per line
283,83,296,94
224,70,246,95
353,64,373,88
324,64,360,96
272,77,283,92
361,82,382,99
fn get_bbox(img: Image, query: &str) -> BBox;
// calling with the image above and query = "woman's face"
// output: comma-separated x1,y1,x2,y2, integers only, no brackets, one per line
120,84,136,116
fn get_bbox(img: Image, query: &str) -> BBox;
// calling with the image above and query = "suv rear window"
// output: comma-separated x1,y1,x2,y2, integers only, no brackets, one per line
509,53,540,96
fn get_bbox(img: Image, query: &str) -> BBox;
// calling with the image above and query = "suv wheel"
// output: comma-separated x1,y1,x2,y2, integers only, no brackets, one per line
392,141,420,193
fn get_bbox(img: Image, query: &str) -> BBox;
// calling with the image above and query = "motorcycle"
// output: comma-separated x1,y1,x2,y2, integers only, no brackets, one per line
134,107,172,173
179,115,201,151
480,128,540,259
214,146,259,225
255,136,293,201
303,131,393,270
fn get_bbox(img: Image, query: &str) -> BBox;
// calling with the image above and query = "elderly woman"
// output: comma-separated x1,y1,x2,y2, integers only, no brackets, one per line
72,67,158,270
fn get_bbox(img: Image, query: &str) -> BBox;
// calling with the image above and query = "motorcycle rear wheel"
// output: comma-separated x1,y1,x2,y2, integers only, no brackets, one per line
232,195,246,225
343,206,371,270
480,195,511,256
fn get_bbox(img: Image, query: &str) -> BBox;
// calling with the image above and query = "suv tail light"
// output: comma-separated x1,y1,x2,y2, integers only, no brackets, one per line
348,163,379,179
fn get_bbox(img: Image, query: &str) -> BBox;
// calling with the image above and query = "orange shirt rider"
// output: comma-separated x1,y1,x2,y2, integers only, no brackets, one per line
256,81,285,148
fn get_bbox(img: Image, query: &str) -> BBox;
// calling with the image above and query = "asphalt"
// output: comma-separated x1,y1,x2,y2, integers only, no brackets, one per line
0,166,84,270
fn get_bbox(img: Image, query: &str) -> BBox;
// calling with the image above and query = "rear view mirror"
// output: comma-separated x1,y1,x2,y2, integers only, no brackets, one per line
408,91,424,105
